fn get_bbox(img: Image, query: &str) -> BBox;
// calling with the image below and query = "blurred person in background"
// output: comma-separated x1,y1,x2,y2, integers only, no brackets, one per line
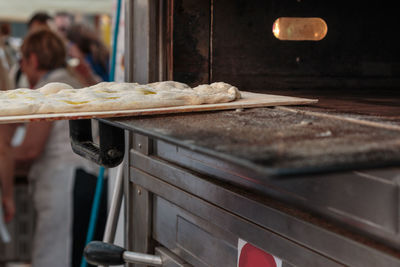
0,23,16,225
67,23,110,86
0,31,14,222
0,47,11,91
53,12,103,87
0,22,18,73
10,12,54,90
0,125,15,224
1,12,54,222
17,28,81,267
27,12,54,32
54,11,73,40
4,29,106,267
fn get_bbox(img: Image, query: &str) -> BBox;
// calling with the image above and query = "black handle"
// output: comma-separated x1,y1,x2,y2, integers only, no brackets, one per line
84,241,125,266
69,119,125,167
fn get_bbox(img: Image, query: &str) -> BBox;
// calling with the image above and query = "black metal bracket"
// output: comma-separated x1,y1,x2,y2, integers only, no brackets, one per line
69,119,125,168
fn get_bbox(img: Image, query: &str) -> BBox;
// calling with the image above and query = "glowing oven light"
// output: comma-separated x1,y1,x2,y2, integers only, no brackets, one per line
272,17,328,41
273,23,280,36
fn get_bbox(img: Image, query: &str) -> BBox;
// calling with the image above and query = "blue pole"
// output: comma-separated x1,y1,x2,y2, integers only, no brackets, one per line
80,167,105,267
80,0,122,266
109,0,122,82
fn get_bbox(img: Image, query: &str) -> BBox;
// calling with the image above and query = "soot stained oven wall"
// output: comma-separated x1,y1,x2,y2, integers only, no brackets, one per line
172,0,400,91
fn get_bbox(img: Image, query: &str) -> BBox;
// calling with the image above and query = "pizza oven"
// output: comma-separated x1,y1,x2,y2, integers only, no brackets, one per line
71,1,400,266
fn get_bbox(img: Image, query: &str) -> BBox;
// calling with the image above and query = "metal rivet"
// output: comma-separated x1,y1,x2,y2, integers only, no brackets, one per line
138,143,142,148
137,188,141,195
107,149,119,157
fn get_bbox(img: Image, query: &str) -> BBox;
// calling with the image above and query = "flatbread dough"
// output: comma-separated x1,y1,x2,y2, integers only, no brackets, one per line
0,81,241,116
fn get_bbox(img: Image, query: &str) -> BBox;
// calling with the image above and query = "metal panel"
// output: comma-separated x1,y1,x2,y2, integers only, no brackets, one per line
154,198,296,267
129,184,153,267
153,196,237,267
130,149,400,267
151,138,400,249
130,166,342,267
125,0,159,84
155,247,191,267
125,0,135,83
131,133,153,155
125,132,153,267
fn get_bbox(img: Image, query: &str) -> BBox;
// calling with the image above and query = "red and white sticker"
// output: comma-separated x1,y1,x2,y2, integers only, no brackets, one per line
237,239,282,267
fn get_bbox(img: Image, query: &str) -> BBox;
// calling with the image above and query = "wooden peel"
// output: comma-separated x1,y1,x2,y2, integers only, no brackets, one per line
0,91,318,124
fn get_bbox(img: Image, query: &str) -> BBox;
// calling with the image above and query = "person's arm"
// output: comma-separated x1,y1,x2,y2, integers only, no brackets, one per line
13,121,53,164
68,43,100,86
0,124,17,222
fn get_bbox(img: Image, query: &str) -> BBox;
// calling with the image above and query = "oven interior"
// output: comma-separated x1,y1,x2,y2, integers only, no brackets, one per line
161,0,400,172
172,1,400,90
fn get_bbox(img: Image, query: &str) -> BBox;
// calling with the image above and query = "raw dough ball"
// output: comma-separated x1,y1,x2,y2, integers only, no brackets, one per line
38,82,73,95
